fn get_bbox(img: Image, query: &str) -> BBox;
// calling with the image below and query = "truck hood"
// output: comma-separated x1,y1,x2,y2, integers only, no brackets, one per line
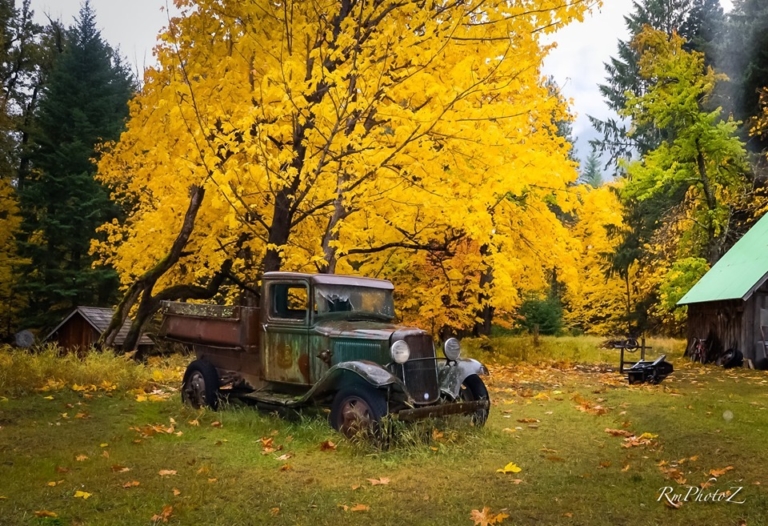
314,319,412,340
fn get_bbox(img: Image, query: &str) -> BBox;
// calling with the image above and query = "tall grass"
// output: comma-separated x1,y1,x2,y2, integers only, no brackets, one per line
462,335,686,366
0,344,185,396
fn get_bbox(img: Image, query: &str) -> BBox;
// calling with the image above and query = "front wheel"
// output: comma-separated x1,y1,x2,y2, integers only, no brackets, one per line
329,384,388,439
459,375,490,427
181,360,220,410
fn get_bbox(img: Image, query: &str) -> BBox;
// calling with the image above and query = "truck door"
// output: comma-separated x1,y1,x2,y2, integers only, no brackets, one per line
262,280,311,385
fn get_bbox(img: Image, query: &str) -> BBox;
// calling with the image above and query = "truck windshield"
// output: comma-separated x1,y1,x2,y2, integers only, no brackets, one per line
314,285,394,319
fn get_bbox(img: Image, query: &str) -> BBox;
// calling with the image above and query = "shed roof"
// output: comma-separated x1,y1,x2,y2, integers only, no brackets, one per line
45,306,154,347
678,213,768,305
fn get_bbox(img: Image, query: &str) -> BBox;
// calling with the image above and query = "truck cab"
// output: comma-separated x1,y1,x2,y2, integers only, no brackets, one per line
160,272,490,437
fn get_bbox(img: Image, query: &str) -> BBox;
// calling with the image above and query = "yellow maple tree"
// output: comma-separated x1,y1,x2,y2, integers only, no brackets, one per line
563,184,629,336
94,0,598,339
0,178,25,337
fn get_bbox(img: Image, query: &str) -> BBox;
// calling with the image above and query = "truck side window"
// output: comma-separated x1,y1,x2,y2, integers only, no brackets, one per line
270,283,308,320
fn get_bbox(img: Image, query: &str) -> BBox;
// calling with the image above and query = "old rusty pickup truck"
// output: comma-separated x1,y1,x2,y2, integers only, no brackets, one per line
159,272,490,437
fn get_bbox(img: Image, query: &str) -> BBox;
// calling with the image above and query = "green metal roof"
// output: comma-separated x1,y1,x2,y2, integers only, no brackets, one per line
678,213,768,305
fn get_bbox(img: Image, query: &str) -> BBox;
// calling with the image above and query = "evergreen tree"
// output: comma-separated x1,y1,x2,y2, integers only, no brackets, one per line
715,0,768,151
579,152,603,188
590,0,724,166
17,1,133,330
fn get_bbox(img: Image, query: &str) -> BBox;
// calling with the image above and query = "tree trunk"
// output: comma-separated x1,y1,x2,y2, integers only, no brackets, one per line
101,185,206,350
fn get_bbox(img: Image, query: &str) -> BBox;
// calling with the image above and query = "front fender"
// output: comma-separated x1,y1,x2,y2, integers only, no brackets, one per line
301,361,405,403
438,358,489,399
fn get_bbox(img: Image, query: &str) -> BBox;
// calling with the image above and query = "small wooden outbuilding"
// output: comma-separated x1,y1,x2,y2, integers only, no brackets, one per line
678,214,768,367
44,306,154,353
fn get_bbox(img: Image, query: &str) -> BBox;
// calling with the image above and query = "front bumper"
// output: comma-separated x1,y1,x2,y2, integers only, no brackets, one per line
395,399,489,421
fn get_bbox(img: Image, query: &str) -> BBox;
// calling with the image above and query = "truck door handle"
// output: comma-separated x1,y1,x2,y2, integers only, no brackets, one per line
317,349,332,366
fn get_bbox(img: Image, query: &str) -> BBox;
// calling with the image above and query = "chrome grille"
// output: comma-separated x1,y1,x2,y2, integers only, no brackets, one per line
402,333,439,405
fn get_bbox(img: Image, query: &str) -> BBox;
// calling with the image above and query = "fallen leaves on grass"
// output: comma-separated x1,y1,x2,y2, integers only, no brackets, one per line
34,511,58,518
470,507,509,525
73,490,92,499
151,505,174,523
339,503,370,512
122,481,140,488
320,440,337,451
709,466,734,477
605,428,633,437
211,421,222,428
621,433,658,449
270,507,280,516
496,462,522,474
517,418,539,424
368,477,390,486
158,470,177,477
173,488,181,496
111,465,131,473
276,453,292,461
75,454,88,462
188,419,199,426
46,480,64,487
55,466,69,474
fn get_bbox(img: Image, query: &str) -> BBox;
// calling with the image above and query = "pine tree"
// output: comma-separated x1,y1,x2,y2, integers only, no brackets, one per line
579,152,603,188
590,0,724,166
17,1,133,330
715,0,768,152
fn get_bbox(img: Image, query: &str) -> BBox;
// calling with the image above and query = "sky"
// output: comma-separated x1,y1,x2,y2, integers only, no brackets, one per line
31,0,735,167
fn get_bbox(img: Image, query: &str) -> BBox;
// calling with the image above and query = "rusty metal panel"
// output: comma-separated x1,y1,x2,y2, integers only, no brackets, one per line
159,304,260,350
263,327,309,384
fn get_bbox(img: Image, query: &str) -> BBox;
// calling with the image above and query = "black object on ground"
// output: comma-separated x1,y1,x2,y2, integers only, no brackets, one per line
626,354,674,385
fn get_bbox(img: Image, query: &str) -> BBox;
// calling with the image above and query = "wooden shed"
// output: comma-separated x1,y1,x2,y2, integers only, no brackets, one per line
44,306,154,353
678,214,768,367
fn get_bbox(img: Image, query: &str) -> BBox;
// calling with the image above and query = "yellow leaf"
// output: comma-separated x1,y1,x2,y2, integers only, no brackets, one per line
270,507,280,516
709,466,734,478
320,440,337,451
496,462,522,474
350,504,370,512
367,477,391,486
43,396,54,400
172,488,181,496
100,443,108,448
71,384,85,392
151,505,173,523
158,470,177,477
122,481,140,488
470,507,510,526
75,455,88,462
73,490,92,499
34,511,58,518
188,419,199,426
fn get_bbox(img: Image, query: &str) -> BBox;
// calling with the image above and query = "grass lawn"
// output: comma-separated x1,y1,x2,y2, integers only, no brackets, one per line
1,338,767,525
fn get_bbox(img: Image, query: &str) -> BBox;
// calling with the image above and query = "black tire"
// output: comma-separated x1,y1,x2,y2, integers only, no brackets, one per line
459,374,490,427
329,384,388,439
721,349,744,369
181,360,220,410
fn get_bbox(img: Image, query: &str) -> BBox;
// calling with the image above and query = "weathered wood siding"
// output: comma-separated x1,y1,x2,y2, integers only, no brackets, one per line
686,300,743,361
55,314,100,351
745,284,768,364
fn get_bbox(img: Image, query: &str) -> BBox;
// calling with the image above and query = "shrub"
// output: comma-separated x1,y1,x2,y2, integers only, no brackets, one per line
0,344,185,396
517,297,563,335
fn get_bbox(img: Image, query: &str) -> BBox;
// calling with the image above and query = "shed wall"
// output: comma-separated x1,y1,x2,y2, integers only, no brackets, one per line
686,300,743,362
56,315,100,351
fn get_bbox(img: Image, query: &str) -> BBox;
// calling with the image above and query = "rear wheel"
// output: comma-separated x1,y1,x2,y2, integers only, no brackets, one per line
459,375,490,427
182,360,220,410
330,384,387,439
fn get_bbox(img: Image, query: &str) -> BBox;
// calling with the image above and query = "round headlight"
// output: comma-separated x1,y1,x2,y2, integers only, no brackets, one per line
390,340,410,364
443,338,461,361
